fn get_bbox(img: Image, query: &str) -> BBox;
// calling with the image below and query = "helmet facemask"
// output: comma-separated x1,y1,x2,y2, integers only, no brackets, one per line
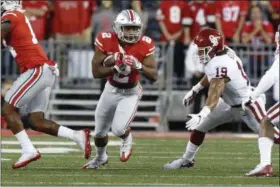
196,46,212,64
114,23,142,43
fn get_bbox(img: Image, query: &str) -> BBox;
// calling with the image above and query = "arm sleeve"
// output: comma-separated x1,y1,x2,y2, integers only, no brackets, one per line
94,33,106,53
252,59,279,97
1,12,19,31
143,37,155,57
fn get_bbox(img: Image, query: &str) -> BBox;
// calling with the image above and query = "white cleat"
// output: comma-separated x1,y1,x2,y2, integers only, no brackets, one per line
120,133,133,162
74,129,91,159
12,151,41,169
82,154,108,169
163,158,195,169
246,164,273,177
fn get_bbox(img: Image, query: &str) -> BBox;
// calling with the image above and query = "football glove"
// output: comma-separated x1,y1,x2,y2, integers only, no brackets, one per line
185,107,211,130
123,55,143,71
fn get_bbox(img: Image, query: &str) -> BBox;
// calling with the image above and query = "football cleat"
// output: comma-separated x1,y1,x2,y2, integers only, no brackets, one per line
120,133,133,162
12,151,41,169
74,129,92,159
246,164,273,177
163,158,195,169
82,154,108,169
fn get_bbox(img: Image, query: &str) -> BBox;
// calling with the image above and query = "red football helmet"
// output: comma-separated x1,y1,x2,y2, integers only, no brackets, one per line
194,28,224,64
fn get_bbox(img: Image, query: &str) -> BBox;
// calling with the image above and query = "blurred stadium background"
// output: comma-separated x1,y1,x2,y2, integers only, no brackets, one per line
2,0,279,133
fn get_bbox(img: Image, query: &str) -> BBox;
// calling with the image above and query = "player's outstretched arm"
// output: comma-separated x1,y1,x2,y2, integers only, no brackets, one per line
141,54,158,82
91,49,115,78
1,19,11,39
252,61,278,99
205,78,226,110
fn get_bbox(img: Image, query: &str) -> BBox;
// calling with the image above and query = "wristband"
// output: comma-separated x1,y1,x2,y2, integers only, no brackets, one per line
192,82,204,93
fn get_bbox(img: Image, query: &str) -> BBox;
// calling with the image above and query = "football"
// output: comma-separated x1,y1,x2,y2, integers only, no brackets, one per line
103,55,115,67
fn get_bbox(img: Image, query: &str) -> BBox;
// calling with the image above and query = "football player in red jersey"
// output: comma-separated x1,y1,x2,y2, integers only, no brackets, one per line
82,9,157,169
1,1,91,169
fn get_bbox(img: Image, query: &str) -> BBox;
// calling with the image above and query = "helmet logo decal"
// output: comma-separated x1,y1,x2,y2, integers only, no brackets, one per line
209,35,220,46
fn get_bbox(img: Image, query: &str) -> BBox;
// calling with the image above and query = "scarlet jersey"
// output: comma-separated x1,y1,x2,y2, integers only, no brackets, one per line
182,1,215,39
94,32,155,85
215,1,249,38
204,47,250,106
1,10,52,73
242,21,274,45
156,0,187,42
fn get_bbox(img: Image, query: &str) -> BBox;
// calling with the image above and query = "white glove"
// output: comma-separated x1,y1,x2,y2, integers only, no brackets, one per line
123,55,143,71
113,63,131,76
48,64,59,76
183,83,204,106
185,107,210,130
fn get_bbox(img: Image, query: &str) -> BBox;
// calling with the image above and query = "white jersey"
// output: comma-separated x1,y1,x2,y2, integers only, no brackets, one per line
204,47,250,106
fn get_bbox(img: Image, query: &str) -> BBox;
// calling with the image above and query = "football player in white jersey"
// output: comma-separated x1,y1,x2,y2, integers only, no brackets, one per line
163,28,266,169
245,25,280,177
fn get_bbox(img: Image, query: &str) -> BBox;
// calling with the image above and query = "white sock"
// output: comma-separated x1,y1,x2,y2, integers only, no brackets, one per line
58,126,74,140
15,130,36,153
258,137,273,165
96,146,106,158
182,141,199,161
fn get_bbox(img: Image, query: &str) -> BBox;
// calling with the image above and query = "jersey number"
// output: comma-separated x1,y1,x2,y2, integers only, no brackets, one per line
169,6,181,24
216,67,227,78
142,36,151,44
102,33,112,38
222,6,240,22
113,73,129,83
25,16,38,44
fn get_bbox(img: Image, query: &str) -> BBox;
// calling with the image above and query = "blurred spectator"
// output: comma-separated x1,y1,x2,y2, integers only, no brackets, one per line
51,1,96,42
241,5,274,45
130,0,149,33
23,0,49,41
215,1,249,43
242,5,274,79
268,1,280,31
184,42,207,113
249,1,271,21
92,0,117,39
182,0,215,40
156,0,187,81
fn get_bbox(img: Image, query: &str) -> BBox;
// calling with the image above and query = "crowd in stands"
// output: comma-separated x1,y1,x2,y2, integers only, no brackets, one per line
1,0,279,126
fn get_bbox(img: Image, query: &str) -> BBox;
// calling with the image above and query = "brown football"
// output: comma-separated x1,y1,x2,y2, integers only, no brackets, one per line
103,55,115,67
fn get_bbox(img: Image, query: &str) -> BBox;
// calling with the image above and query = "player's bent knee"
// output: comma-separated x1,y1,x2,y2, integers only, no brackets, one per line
28,112,44,130
2,102,15,116
111,126,126,137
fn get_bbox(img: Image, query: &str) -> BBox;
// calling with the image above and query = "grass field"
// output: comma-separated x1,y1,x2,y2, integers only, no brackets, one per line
1,134,279,186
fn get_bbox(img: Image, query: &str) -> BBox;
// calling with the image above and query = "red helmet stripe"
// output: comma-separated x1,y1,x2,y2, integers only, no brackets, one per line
128,9,134,22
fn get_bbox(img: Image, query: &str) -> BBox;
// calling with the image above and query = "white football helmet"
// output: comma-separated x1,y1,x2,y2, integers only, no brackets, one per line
113,9,143,43
1,0,22,13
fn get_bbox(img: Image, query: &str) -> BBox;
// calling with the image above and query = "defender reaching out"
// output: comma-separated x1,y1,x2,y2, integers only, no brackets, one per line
163,28,265,169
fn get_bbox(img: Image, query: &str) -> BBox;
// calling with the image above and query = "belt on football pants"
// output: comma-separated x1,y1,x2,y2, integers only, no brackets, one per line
231,104,242,108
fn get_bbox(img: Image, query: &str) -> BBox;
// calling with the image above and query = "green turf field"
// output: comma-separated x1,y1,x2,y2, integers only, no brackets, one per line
1,134,279,186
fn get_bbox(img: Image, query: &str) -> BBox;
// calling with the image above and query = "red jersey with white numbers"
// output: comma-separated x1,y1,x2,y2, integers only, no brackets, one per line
182,1,215,39
215,1,249,38
156,0,187,42
1,10,53,73
94,32,155,85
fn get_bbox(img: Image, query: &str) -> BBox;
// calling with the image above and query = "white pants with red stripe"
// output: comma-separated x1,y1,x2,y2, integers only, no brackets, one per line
5,64,56,113
94,82,142,137
267,102,280,127
195,96,266,133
